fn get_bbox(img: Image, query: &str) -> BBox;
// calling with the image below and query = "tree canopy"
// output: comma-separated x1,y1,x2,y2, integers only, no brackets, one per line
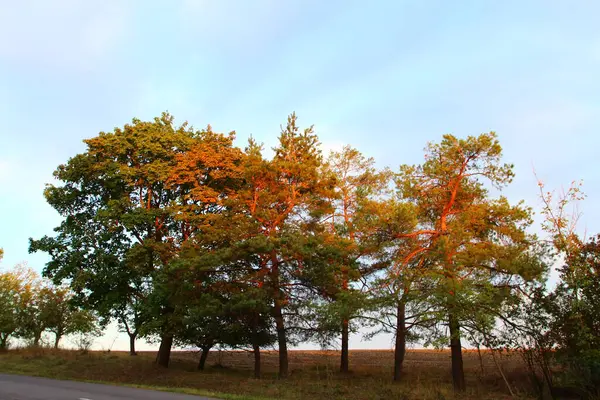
23,112,599,397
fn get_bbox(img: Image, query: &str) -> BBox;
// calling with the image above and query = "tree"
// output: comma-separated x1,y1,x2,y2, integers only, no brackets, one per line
178,242,277,378
319,146,391,373
0,268,23,350
174,272,234,372
114,291,147,356
163,121,246,368
41,286,99,348
31,113,196,364
31,113,244,367
372,253,437,381
357,196,439,382
0,264,38,350
187,199,279,379
235,114,331,378
553,235,600,395
18,283,51,347
396,133,543,391
30,203,143,354
178,300,225,370
225,286,276,378
176,267,276,378
534,179,600,396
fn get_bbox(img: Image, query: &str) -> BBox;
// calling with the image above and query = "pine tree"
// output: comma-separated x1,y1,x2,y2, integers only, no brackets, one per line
321,146,390,373
234,114,330,378
396,133,541,391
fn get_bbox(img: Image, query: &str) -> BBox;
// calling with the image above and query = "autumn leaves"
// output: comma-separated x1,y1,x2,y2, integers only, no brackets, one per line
31,114,543,390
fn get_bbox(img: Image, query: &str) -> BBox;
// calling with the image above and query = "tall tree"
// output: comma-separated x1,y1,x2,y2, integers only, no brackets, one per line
321,146,390,373
350,190,450,382
396,133,542,391
366,198,438,381
159,123,246,366
236,114,330,378
32,113,188,364
31,113,243,367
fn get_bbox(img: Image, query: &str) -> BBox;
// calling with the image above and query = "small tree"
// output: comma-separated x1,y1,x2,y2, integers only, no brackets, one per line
42,286,99,349
0,264,39,350
0,270,21,350
369,261,439,381
18,284,52,347
533,179,600,396
175,289,230,371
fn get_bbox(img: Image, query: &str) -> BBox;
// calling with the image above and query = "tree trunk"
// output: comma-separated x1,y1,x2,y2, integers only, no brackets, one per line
340,265,350,374
198,346,210,370
273,300,289,378
340,318,350,373
449,311,466,392
156,334,173,368
489,347,515,397
253,342,261,379
54,333,62,349
0,334,8,351
129,333,137,356
33,332,42,347
476,343,484,374
270,252,288,378
393,300,406,382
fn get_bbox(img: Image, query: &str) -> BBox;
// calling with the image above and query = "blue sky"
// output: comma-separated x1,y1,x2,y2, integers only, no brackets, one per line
1,0,599,350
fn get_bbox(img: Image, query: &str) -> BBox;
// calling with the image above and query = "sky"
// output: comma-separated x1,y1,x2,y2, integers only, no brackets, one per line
1,0,599,351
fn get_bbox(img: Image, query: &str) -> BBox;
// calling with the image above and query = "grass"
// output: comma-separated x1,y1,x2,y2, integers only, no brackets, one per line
0,347,535,399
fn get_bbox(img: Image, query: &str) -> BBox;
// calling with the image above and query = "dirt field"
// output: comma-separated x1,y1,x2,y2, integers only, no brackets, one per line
0,348,532,400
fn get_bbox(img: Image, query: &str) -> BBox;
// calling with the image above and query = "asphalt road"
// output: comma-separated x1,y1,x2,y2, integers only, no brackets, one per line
0,374,218,400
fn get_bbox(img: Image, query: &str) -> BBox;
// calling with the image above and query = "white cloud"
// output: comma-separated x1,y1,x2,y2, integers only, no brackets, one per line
0,0,130,71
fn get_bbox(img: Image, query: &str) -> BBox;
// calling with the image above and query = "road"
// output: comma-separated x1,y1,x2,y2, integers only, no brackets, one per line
0,374,218,400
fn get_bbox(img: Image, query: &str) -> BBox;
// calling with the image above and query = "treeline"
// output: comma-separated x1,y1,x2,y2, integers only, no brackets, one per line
0,263,98,350
20,113,599,397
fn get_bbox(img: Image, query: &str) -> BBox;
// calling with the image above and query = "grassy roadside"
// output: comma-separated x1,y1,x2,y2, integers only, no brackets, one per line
0,348,529,400
0,349,268,400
